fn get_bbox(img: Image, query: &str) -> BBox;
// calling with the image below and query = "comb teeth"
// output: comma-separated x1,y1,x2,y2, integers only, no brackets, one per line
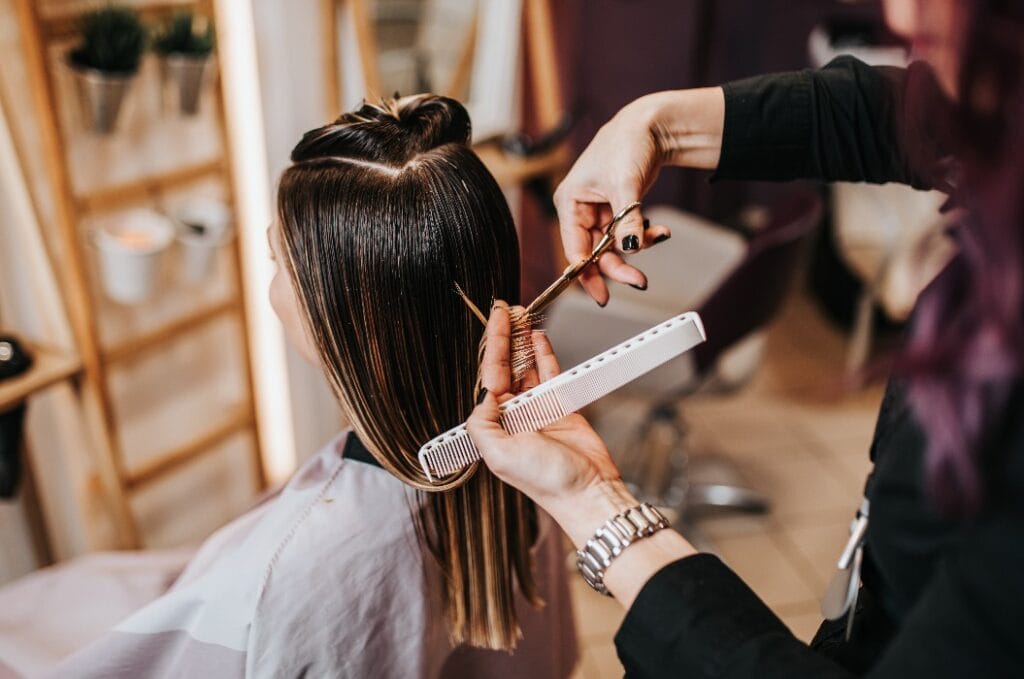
419,424,477,479
501,390,567,434
418,312,706,482
416,392,569,481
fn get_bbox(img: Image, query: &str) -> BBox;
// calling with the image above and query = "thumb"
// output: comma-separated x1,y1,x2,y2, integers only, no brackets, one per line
466,391,511,457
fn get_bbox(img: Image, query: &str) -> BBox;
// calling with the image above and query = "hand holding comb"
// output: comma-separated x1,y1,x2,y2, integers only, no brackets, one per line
419,312,706,482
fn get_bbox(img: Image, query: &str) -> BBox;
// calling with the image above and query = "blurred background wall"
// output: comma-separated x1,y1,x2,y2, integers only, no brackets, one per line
554,0,883,223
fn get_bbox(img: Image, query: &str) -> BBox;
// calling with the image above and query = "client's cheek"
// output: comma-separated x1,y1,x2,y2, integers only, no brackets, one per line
268,275,320,365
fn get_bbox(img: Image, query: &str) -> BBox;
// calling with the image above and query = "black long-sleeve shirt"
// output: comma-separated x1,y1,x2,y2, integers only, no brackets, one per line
613,57,1024,678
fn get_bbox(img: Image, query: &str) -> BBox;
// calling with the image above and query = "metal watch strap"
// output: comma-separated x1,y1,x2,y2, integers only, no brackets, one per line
576,502,670,596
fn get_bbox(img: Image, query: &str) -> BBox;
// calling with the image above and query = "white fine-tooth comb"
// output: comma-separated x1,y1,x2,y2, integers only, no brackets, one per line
418,312,706,482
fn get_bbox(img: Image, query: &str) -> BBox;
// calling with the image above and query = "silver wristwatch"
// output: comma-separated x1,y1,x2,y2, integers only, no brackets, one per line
576,502,669,596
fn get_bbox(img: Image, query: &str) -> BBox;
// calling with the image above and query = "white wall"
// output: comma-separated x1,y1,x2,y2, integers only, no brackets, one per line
251,0,345,462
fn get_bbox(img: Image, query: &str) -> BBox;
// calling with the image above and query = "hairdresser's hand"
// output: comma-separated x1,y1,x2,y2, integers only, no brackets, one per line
470,304,698,608
555,87,725,305
468,303,634,545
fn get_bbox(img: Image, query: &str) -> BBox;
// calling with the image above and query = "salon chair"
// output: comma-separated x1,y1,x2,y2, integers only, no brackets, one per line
546,191,822,528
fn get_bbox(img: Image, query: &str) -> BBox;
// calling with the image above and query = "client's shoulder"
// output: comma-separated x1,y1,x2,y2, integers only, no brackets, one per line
267,430,423,579
284,429,404,496
247,432,445,677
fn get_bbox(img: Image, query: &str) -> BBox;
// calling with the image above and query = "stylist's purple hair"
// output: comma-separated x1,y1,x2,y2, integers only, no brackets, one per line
899,0,1024,516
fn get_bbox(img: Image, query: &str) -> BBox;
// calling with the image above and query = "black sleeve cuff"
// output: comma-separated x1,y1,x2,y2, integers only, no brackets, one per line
614,554,796,678
712,69,814,183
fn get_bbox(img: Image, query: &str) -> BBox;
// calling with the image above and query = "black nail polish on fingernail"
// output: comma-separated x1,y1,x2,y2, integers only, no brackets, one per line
622,234,640,251
654,234,671,244
629,282,648,291
476,388,488,405
642,218,650,230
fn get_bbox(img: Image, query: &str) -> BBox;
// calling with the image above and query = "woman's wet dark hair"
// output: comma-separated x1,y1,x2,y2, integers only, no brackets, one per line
277,95,539,649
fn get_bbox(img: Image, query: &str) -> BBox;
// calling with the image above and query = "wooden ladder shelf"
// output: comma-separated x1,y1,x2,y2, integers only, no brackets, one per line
12,0,265,549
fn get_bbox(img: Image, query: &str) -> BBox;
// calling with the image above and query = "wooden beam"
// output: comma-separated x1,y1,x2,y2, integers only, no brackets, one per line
102,299,237,365
523,0,564,130
321,0,342,119
0,68,68,312
208,0,267,489
77,160,223,214
349,0,382,99
12,0,139,547
0,344,81,412
124,404,253,491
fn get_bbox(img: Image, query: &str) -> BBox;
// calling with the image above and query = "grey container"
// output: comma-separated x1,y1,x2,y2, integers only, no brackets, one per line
160,54,209,116
69,62,135,134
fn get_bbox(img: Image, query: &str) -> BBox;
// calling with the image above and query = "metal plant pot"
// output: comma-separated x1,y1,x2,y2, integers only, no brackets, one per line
160,53,209,116
68,61,136,135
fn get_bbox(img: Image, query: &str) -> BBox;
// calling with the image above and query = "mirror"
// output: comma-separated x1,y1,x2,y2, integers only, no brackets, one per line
371,0,478,100
330,0,524,142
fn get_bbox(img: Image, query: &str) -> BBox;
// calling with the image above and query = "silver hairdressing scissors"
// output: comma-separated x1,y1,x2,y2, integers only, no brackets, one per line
524,201,642,317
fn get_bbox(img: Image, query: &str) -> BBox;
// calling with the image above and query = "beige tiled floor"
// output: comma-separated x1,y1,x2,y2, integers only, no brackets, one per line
567,293,886,679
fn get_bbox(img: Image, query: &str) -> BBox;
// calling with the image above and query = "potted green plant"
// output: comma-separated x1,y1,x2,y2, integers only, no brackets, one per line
153,12,215,116
67,5,147,134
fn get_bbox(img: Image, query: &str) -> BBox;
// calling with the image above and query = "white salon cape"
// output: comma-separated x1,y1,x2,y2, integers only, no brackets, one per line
0,431,578,678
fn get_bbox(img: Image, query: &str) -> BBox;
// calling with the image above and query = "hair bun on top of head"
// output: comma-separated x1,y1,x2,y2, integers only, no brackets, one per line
290,94,472,165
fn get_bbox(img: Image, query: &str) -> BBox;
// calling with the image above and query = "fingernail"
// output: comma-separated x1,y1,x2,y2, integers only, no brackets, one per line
475,388,488,405
622,234,640,251
642,218,650,230
597,299,607,308
654,234,671,244
629,281,648,291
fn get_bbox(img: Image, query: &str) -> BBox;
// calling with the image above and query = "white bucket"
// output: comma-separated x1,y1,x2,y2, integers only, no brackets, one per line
173,198,233,283
92,209,175,304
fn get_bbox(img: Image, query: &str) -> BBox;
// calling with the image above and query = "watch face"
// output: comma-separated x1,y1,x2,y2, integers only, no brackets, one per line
0,342,12,362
